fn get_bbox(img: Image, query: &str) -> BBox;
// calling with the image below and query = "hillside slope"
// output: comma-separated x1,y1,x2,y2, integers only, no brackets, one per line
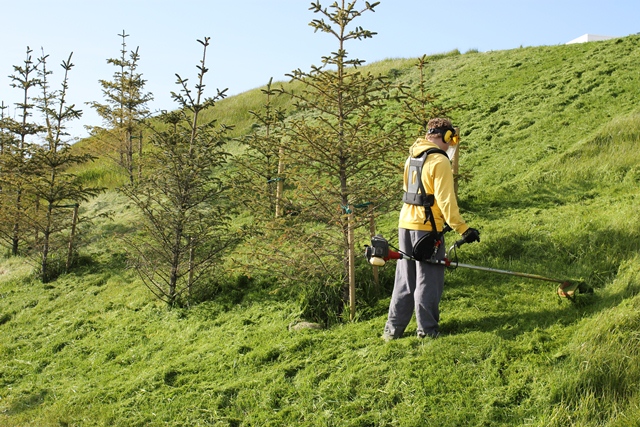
1,36,640,426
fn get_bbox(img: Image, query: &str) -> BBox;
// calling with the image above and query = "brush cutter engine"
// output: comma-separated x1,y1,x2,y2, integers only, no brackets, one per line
364,235,401,266
364,232,443,267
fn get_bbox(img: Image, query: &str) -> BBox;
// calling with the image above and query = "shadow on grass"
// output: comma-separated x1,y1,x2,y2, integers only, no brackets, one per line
5,389,48,416
431,220,640,339
440,266,635,341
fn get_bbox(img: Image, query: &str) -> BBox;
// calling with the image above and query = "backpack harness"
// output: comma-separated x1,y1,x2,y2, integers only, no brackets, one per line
402,147,449,261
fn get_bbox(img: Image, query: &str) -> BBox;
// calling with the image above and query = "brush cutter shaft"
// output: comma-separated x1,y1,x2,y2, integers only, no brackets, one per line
431,260,566,284
441,239,566,284
366,235,571,287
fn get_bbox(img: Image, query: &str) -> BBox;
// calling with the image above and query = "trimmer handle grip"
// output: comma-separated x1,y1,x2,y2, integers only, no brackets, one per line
453,238,467,249
446,238,467,260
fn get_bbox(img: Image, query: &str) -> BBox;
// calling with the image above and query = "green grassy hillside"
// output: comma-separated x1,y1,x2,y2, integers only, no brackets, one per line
1,35,640,426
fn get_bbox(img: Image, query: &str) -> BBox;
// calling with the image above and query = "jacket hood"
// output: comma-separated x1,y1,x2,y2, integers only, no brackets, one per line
409,137,439,157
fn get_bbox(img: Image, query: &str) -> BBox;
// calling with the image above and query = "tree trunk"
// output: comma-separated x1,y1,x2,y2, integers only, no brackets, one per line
137,131,143,181
347,211,356,321
339,165,354,318
188,235,194,302
169,224,184,306
66,203,79,272
452,127,460,197
41,203,54,283
368,204,379,292
127,130,134,185
275,143,286,218
11,190,22,256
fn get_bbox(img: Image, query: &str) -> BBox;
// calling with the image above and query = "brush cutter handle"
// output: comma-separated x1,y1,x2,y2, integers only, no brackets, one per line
452,237,467,249
446,238,465,260
448,228,480,254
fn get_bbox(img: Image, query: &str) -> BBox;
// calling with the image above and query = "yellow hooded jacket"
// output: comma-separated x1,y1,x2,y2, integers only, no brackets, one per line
398,138,469,235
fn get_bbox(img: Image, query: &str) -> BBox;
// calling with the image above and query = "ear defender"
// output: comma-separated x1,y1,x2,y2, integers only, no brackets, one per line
443,127,457,144
428,126,459,145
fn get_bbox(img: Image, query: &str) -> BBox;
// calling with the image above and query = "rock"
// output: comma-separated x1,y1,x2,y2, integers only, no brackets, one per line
288,321,324,331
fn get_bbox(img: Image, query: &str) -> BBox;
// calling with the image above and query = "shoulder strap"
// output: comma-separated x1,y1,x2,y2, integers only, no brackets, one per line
414,148,448,203
423,147,449,159
404,148,448,228
404,149,448,203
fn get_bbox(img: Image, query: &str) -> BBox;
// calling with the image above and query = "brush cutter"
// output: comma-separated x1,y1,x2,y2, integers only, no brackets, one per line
364,234,590,299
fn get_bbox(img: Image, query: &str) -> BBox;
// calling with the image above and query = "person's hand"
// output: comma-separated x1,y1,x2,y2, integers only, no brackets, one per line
462,228,480,244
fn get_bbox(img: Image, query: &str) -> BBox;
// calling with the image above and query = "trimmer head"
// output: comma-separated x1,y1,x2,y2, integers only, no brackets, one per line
557,280,593,299
557,281,579,298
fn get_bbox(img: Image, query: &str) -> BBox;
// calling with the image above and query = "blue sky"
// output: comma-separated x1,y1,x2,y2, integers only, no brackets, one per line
1,0,638,139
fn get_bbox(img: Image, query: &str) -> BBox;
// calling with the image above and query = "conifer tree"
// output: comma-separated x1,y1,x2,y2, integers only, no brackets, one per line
0,47,44,256
234,77,287,218
277,0,404,320
1,48,102,279
26,51,102,282
89,30,152,185
121,37,239,307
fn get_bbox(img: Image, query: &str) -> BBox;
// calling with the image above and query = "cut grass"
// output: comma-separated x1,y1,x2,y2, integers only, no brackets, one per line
2,35,640,426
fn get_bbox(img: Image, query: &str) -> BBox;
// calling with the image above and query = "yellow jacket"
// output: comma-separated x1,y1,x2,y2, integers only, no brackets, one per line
398,138,469,235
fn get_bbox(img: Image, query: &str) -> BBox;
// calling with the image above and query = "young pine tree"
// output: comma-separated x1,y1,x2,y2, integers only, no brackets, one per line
0,47,44,256
27,51,102,282
233,77,287,218
277,0,405,320
121,37,240,307
89,30,152,185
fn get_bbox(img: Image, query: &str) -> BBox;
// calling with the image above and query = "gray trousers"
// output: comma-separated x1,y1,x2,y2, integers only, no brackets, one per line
384,228,446,338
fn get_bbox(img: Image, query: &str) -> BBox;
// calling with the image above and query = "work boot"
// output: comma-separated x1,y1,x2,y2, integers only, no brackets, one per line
417,331,439,339
381,332,398,342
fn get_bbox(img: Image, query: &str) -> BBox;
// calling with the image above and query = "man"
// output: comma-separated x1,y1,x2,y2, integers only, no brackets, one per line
383,118,480,340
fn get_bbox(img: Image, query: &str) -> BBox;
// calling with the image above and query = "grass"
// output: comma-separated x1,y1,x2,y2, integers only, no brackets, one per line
1,35,640,426
3,261,638,426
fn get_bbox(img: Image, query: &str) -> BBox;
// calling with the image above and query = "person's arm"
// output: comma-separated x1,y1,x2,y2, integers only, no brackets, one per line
431,159,469,235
